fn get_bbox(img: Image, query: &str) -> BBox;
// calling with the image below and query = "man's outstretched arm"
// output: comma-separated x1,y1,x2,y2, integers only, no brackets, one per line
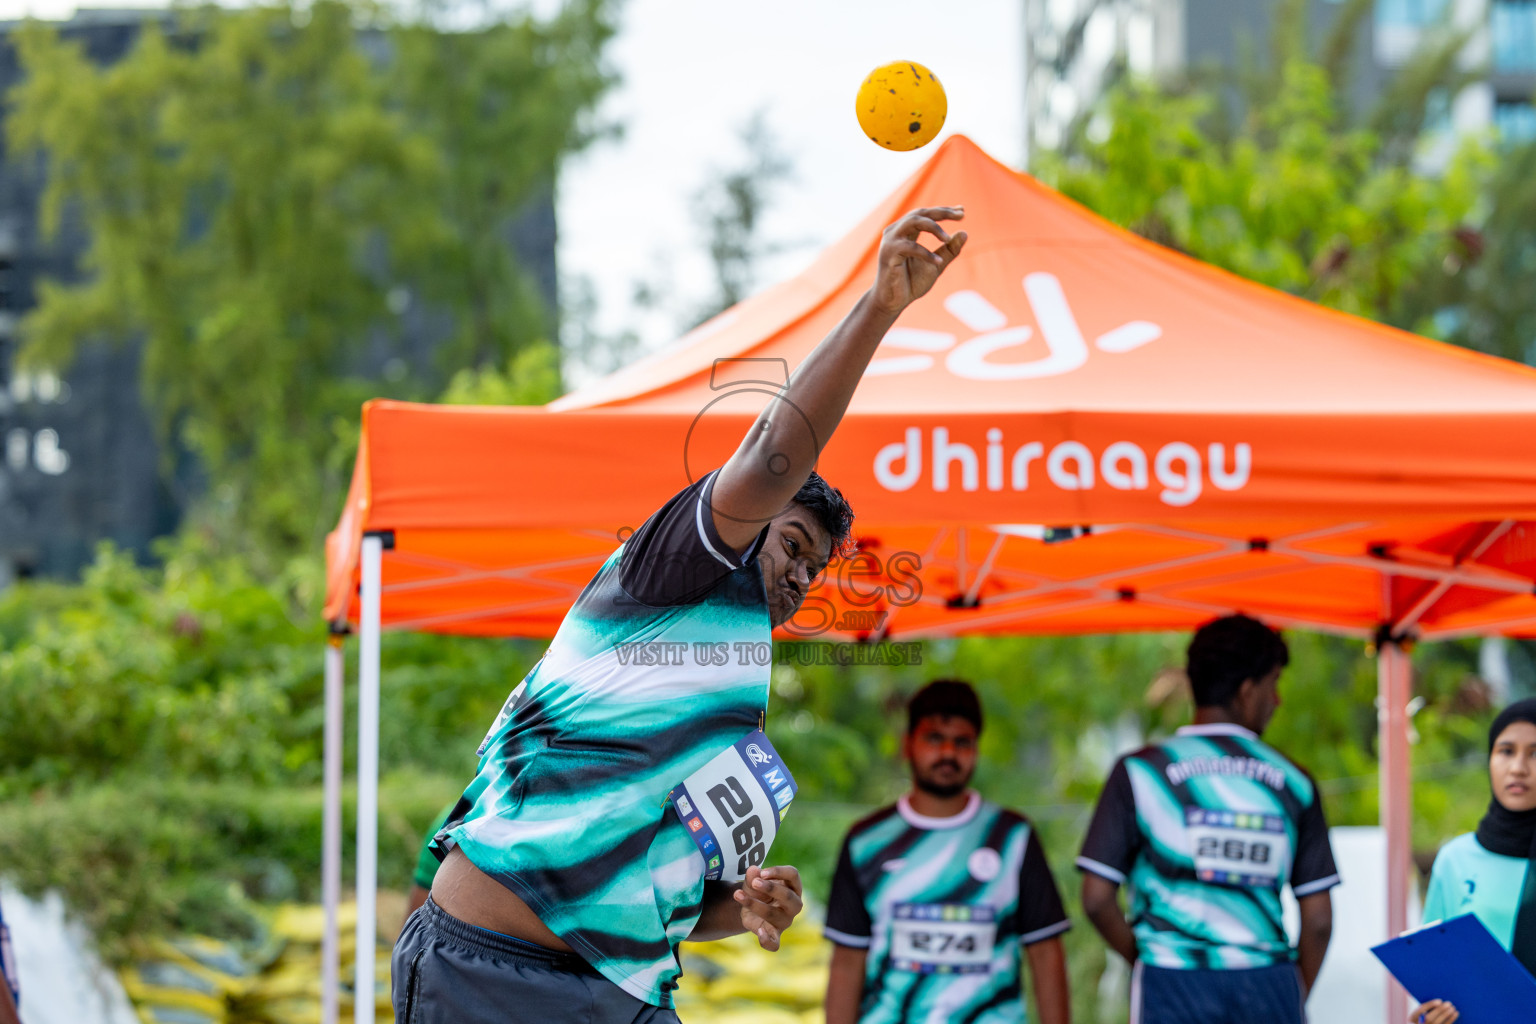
710,207,967,551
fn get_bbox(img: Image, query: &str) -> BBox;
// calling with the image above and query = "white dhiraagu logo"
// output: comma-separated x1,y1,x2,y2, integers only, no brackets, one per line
866,273,1161,380
874,428,1252,507
746,743,772,766
868,274,1251,507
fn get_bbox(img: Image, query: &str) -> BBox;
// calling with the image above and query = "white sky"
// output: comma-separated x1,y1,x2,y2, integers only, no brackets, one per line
0,0,1026,383
559,0,1026,382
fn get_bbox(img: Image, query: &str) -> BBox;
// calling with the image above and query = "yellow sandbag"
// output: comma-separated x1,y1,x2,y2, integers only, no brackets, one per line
704,1007,805,1024
705,966,826,1006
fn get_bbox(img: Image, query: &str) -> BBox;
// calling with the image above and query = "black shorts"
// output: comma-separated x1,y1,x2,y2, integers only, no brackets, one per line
391,896,682,1024
1132,961,1305,1024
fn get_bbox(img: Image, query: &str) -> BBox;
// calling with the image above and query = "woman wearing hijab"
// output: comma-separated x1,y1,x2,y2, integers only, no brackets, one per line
1408,698,1536,1024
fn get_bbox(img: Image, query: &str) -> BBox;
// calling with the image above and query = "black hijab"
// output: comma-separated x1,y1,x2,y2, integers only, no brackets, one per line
1475,698,1536,975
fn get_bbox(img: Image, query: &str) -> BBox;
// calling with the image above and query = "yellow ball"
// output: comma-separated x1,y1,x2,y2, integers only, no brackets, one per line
855,60,947,152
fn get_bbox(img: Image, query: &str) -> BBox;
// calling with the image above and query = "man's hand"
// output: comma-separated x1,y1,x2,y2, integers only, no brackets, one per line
732,864,804,951
870,206,967,316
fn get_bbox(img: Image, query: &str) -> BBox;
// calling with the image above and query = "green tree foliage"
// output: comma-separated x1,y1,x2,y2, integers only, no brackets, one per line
1041,60,1490,331
1427,141,1536,363
6,0,615,566
1039,0,1493,337
689,112,792,325
0,537,542,953
391,0,616,369
439,340,563,406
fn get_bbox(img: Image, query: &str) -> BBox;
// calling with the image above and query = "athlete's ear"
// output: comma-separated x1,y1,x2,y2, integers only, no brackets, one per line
1232,677,1263,728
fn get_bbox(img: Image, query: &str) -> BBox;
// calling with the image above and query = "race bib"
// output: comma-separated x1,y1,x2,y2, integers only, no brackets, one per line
889,903,997,974
1186,808,1292,888
668,730,797,882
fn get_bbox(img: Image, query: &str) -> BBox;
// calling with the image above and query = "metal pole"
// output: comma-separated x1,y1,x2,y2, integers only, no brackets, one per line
322,634,345,1024
1378,639,1412,1024
356,535,383,1024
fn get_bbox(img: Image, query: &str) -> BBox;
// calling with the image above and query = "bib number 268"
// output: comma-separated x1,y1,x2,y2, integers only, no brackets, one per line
708,776,766,876
1195,836,1272,864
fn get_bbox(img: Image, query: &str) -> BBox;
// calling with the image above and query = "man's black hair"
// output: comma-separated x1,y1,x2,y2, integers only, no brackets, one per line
792,472,855,558
1186,614,1289,709
907,679,983,735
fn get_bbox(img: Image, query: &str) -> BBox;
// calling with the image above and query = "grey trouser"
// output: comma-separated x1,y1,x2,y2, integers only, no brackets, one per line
392,896,683,1024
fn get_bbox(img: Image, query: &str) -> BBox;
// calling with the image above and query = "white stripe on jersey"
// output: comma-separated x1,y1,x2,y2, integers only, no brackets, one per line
823,927,871,948
1076,856,1127,884
1021,918,1072,945
695,471,741,570
1292,873,1340,897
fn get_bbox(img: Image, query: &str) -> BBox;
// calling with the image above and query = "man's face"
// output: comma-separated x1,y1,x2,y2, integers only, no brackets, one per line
1491,720,1536,813
1236,667,1283,735
904,714,979,798
756,504,834,628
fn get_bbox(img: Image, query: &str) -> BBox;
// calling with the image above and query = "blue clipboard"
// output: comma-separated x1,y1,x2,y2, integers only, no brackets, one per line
1371,913,1536,1023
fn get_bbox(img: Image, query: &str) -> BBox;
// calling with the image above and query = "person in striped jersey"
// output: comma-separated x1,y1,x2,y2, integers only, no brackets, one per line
391,207,969,1024
823,680,1072,1024
1078,614,1338,1024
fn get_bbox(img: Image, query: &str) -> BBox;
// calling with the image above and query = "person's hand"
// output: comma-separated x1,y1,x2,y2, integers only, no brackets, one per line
733,864,804,952
870,206,967,316
1410,1000,1459,1024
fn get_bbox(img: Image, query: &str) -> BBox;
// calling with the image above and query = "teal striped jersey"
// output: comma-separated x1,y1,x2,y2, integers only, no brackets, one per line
1423,833,1528,951
825,793,1070,1024
437,472,772,1007
1078,724,1339,970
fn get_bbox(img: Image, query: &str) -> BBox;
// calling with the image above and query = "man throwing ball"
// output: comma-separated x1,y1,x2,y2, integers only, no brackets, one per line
392,207,967,1023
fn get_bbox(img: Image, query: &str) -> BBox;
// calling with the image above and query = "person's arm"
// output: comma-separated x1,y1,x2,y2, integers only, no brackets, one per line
1288,779,1340,998
1080,874,1138,965
822,831,874,1023
1025,935,1071,1024
824,943,868,1024
1295,890,1332,998
1076,759,1141,965
689,865,803,950
0,983,17,1024
710,207,967,551
1013,822,1072,1023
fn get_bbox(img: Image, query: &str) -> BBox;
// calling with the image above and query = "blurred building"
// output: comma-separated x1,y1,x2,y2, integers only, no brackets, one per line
1023,0,1536,164
0,9,177,588
0,9,558,587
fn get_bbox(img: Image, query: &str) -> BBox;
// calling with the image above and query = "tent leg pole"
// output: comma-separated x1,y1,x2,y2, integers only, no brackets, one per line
356,536,384,1024
1379,640,1412,1024
322,635,345,1024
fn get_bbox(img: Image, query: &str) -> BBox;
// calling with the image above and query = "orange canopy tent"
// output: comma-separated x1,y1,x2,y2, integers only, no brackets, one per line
321,136,1536,1024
